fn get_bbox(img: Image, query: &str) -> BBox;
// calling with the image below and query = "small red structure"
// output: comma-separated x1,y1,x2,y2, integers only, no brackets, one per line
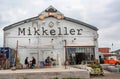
99,48,110,56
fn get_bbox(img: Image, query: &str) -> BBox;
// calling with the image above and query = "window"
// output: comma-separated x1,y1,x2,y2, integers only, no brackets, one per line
66,47,95,65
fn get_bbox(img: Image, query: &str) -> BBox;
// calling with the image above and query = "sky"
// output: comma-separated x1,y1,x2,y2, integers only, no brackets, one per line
0,0,120,51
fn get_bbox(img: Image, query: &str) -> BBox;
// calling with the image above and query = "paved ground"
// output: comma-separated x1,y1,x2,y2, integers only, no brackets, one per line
0,66,87,74
0,66,120,79
90,70,120,79
0,66,89,79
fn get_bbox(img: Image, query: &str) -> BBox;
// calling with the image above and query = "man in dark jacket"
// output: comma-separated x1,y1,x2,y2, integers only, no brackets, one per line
31,56,36,68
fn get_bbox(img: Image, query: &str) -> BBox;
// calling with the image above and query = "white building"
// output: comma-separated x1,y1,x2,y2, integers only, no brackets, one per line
3,6,99,65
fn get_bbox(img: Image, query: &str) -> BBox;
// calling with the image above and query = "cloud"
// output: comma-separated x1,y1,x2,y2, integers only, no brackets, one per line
99,22,120,40
0,0,120,50
106,0,120,23
98,23,120,50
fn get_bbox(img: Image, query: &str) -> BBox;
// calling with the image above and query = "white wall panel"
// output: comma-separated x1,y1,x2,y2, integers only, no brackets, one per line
4,17,98,64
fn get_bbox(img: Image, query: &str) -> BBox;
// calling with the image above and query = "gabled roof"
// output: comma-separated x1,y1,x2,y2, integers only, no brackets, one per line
3,6,98,31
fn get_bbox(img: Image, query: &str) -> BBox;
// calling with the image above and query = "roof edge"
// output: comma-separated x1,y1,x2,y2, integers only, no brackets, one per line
64,17,98,31
3,16,39,31
3,16,98,31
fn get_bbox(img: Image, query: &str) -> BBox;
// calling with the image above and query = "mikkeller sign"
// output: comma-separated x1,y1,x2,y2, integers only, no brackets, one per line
18,25,83,36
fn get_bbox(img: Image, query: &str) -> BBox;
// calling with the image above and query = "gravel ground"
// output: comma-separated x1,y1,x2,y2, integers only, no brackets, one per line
90,70,120,79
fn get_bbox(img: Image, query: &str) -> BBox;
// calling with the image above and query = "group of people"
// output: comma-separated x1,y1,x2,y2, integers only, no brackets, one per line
45,56,56,66
24,56,56,68
24,56,36,68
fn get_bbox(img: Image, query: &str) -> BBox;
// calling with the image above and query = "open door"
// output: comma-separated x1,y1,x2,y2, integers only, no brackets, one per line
75,53,85,64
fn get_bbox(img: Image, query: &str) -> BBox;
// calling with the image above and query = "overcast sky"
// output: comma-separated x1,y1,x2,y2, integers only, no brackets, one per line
0,0,120,51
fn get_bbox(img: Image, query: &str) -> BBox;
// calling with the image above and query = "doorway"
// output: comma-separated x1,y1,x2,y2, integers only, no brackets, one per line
75,53,85,64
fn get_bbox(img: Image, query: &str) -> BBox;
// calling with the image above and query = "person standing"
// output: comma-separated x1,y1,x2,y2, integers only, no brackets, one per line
24,57,29,68
99,56,104,64
31,56,36,68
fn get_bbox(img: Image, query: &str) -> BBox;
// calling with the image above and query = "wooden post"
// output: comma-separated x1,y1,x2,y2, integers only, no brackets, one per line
15,40,18,66
64,40,67,69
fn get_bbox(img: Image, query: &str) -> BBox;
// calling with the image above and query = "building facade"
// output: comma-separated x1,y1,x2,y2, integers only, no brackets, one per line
3,6,99,65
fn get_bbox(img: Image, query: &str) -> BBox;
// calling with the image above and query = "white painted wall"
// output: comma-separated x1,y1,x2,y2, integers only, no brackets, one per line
4,17,98,64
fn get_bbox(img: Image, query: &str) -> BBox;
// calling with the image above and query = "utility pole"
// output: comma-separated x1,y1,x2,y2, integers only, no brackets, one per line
111,43,114,53
14,40,18,69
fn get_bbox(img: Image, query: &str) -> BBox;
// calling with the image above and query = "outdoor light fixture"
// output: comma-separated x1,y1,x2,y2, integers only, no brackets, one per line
51,39,54,49
51,39,54,43
72,38,76,42
28,39,31,44
51,51,53,54
74,38,76,40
